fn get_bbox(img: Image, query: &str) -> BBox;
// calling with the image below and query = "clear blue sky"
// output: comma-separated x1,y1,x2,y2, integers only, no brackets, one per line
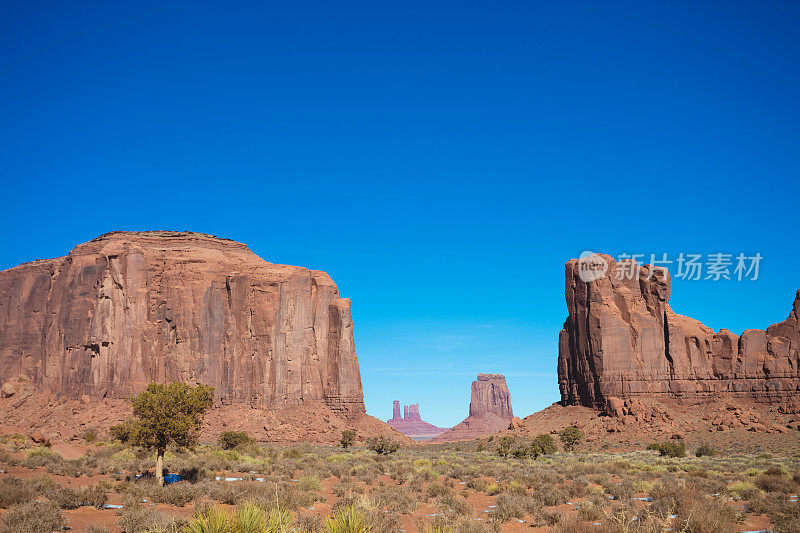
1,2,799,427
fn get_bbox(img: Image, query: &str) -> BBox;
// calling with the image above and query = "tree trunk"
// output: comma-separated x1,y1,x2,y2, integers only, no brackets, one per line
156,450,164,486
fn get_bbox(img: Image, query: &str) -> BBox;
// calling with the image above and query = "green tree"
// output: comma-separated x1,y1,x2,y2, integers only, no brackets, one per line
496,435,516,458
123,382,214,485
366,435,399,455
531,434,557,458
217,431,254,450
558,426,583,452
659,441,685,458
340,430,356,449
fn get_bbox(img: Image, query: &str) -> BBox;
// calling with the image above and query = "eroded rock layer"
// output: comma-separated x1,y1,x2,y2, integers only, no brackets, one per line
558,254,800,408
0,231,365,418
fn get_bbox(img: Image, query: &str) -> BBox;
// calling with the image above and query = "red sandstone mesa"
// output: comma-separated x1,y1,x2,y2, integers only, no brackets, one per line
0,231,367,424
558,254,800,409
431,373,514,442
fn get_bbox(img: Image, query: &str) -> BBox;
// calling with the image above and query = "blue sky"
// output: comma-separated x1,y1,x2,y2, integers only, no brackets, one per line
1,2,799,427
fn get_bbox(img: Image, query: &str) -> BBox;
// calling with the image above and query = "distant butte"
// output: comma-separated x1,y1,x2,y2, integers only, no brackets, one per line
386,400,446,439
431,373,514,442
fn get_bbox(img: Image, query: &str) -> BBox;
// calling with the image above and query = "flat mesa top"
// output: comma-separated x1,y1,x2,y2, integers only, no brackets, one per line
476,373,506,381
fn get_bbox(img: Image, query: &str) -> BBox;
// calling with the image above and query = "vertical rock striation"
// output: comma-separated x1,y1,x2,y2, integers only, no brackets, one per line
558,254,800,408
0,231,365,418
430,373,514,442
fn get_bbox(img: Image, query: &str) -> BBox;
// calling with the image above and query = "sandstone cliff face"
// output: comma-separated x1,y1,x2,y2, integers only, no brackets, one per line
431,374,513,442
469,373,513,419
0,231,364,418
558,254,800,408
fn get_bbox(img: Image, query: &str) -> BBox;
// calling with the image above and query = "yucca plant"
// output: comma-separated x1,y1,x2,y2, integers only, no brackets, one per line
265,507,293,533
233,501,266,533
324,505,371,533
184,505,233,533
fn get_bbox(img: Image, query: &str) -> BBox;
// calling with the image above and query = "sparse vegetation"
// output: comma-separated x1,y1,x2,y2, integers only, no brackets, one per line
340,430,356,449
658,441,686,458
0,422,798,532
558,426,583,452
365,435,399,455
218,431,255,450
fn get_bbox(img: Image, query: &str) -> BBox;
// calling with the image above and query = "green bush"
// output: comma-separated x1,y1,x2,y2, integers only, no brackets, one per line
532,434,557,456
695,443,716,457
340,430,356,449
558,427,583,452
646,443,661,451
366,436,399,455
659,441,686,458
496,435,516,458
109,420,136,443
218,431,255,450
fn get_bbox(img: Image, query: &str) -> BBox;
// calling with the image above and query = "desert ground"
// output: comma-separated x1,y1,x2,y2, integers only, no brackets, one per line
0,428,798,533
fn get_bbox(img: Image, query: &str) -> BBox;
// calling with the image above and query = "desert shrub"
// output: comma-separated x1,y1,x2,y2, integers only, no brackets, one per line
0,476,33,508
658,441,685,458
2,500,65,533
282,447,304,459
119,503,187,533
366,436,399,455
675,497,744,533
179,466,205,483
532,434,557,456
333,480,365,497
558,427,583,451
109,420,136,443
488,493,527,523
695,443,716,457
150,482,198,506
434,492,473,517
298,475,323,492
340,430,356,449
87,524,109,533
50,486,85,509
83,428,98,443
646,442,661,451
296,513,322,532
728,481,760,500
577,501,602,521
531,483,568,507
324,505,371,533
755,472,794,493
427,483,451,499
369,484,417,514
218,431,255,450
496,435,516,458
83,483,109,509
466,477,489,492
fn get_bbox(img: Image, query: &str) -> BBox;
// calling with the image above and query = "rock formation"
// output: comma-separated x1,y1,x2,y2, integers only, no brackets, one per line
0,231,365,419
431,373,514,442
558,254,800,409
386,401,445,439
